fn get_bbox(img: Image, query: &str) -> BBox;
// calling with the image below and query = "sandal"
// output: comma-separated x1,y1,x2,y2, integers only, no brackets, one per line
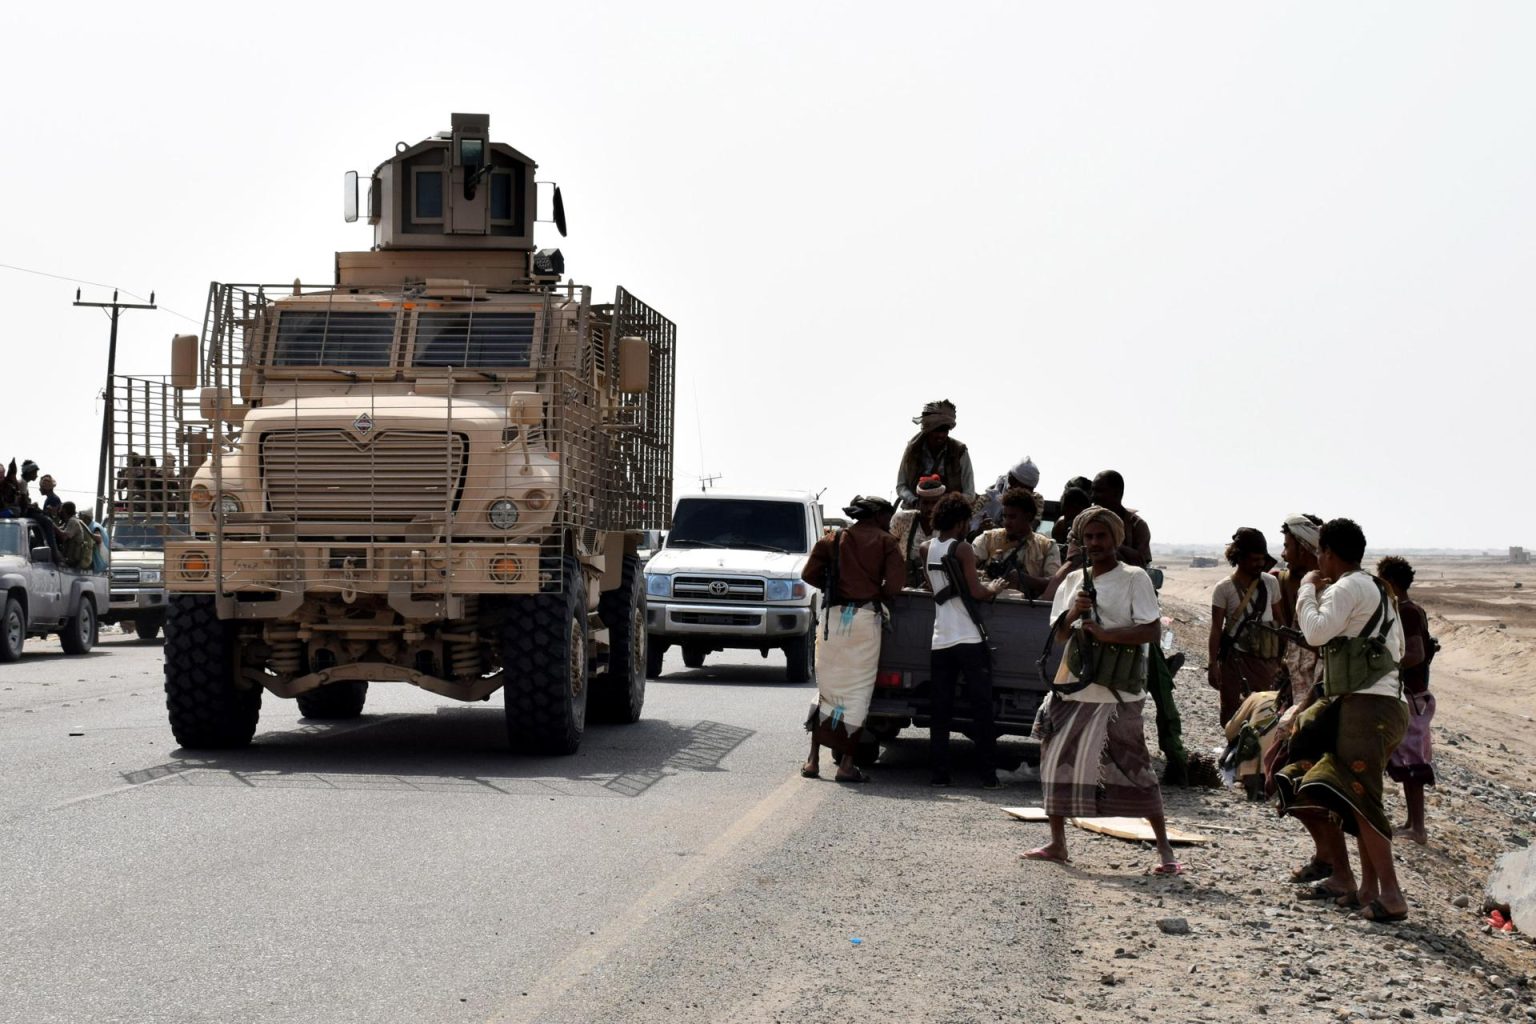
1333,892,1361,909
1150,861,1186,876
1296,883,1353,902
1357,899,1408,924
1289,858,1333,884
834,769,871,784
800,762,820,779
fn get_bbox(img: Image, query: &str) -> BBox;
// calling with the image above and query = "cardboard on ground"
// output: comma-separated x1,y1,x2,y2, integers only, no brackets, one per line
1002,806,1213,845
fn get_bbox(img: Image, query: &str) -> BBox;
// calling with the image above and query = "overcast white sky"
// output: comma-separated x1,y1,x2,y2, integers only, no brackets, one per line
2,1,1531,549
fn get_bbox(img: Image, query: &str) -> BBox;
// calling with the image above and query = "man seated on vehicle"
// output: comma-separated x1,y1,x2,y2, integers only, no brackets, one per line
1091,470,1152,568
890,474,945,588
973,487,1062,600
80,510,111,572
10,459,62,560
894,399,974,509
56,502,96,571
972,456,1040,533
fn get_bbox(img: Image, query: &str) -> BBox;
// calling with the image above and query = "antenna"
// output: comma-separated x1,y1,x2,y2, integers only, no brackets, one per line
698,473,721,492
75,288,157,522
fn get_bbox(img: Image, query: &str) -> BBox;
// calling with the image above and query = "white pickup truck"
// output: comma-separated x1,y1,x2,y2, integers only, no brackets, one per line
643,492,823,682
0,518,109,660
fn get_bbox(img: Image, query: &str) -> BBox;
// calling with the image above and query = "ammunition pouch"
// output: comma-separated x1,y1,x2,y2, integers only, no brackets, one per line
1320,579,1398,697
1066,632,1146,695
1235,621,1283,660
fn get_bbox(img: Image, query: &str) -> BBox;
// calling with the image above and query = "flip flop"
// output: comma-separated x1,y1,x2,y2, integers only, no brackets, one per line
800,762,820,779
1020,847,1071,864
834,770,871,784
1333,892,1361,909
1358,899,1408,924
1289,859,1333,883
1150,862,1186,876
1296,883,1353,902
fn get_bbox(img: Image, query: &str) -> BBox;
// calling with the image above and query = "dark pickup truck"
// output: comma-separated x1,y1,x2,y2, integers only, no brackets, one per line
865,589,1063,751
0,518,109,660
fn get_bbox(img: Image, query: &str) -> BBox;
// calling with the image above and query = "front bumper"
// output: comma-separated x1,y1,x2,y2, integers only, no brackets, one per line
647,600,813,641
102,587,166,622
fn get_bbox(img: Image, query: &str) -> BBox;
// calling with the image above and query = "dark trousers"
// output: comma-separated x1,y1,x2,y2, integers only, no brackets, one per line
929,641,996,775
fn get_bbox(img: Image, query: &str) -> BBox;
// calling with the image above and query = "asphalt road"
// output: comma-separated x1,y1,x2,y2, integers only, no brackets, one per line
2,630,1067,1024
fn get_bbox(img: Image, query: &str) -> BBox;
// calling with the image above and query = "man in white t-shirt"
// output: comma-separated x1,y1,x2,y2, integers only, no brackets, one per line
1023,505,1180,874
1275,518,1410,924
1206,527,1284,726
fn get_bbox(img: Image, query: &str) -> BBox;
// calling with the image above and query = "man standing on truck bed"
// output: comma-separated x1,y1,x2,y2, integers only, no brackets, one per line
800,496,906,784
895,399,974,508
1026,506,1181,874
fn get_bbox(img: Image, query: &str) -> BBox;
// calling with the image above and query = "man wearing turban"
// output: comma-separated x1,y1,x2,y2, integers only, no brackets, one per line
894,400,974,509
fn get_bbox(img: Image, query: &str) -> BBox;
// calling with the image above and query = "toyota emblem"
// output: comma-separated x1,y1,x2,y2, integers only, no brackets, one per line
708,580,729,596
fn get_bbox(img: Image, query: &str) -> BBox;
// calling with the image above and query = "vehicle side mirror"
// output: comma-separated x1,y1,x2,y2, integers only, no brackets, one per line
344,170,359,223
171,334,198,390
31,546,52,563
553,186,567,237
617,336,649,394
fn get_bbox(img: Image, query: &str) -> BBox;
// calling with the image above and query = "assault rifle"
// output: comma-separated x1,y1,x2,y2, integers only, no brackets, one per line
1077,558,1099,683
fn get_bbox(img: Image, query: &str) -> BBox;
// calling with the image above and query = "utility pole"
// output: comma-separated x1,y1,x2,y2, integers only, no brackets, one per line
75,289,156,522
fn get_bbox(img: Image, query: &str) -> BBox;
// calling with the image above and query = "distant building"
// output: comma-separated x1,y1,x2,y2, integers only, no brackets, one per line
1512,546,1530,564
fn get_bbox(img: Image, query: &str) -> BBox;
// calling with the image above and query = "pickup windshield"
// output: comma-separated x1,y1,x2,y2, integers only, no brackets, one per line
109,518,190,552
0,520,26,556
667,500,809,554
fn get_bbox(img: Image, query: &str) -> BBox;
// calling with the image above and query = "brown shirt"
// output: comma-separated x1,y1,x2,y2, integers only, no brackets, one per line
801,521,907,602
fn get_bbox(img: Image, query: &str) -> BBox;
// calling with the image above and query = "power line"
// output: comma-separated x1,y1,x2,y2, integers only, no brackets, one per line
0,261,200,325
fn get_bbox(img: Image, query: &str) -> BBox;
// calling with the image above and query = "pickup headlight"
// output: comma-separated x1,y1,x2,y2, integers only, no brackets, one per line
765,579,807,601
488,499,519,530
140,569,163,584
645,573,671,598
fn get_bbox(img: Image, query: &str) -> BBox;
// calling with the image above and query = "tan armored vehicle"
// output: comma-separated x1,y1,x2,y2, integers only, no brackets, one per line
144,114,675,753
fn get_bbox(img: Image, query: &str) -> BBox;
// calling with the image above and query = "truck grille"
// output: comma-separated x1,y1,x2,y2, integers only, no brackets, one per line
260,429,468,522
110,567,141,585
673,576,765,602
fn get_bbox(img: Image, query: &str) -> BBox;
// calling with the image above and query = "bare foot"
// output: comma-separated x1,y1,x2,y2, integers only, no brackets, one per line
1394,825,1428,845
1021,845,1071,864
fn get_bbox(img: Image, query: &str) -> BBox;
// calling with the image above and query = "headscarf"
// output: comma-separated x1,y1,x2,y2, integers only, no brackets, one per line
1008,457,1039,491
911,399,958,433
914,473,946,498
1281,514,1321,556
1071,505,1126,548
976,456,1040,527
843,495,894,521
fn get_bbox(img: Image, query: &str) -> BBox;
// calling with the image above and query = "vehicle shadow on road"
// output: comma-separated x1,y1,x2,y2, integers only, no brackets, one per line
121,711,754,800
655,664,812,688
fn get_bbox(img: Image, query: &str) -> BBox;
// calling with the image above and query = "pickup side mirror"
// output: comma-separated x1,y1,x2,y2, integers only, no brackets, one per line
344,170,359,223
31,546,53,563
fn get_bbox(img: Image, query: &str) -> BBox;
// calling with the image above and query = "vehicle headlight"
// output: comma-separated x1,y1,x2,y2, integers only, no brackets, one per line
645,573,671,598
140,569,163,584
522,488,552,511
765,579,807,601
489,499,519,530
217,494,242,517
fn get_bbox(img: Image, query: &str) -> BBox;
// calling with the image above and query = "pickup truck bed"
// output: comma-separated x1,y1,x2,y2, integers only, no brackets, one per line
866,589,1063,742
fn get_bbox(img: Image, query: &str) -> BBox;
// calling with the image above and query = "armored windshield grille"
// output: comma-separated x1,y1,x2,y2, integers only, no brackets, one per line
274,311,396,367
261,429,469,522
596,287,677,532
110,375,203,519
413,311,534,368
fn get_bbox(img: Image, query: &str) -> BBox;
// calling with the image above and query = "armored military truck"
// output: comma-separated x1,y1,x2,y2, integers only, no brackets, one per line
142,114,675,753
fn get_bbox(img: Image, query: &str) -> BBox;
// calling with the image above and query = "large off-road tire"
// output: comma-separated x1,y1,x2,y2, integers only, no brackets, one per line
593,554,646,724
296,681,368,720
783,627,815,684
645,639,667,679
164,595,260,749
681,643,707,670
134,614,165,641
1,595,24,662
60,595,97,655
501,559,589,755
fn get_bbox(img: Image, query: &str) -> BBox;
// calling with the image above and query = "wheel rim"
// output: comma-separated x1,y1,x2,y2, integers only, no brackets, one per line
79,605,94,645
629,606,645,685
6,609,21,652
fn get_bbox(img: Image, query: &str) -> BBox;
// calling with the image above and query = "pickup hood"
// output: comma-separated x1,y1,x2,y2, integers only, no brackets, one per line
109,551,165,570
645,548,807,578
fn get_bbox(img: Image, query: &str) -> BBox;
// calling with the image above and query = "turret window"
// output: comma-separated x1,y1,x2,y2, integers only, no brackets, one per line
413,170,444,221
